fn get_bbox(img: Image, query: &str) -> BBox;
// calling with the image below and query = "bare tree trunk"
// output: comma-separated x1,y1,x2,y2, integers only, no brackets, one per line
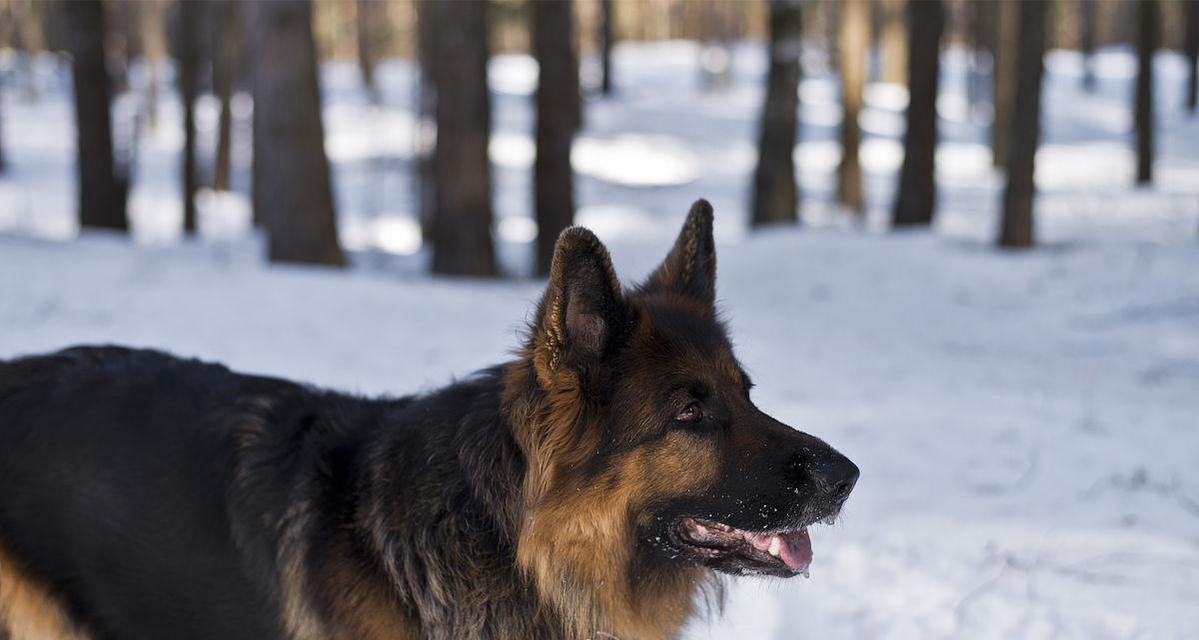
416,0,437,242
1135,0,1158,185
0,84,5,173
751,0,802,227
992,0,1018,167
421,0,497,276
998,0,1047,249
253,0,345,266
600,0,614,95
178,0,200,235
357,0,380,102
1186,0,1198,113
891,0,942,227
213,0,239,192
65,0,127,232
879,0,906,84
533,0,580,276
1081,0,1097,92
838,0,868,215
141,0,167,129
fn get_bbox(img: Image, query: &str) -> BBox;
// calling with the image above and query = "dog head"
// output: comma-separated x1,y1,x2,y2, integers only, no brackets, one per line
507,200,858,598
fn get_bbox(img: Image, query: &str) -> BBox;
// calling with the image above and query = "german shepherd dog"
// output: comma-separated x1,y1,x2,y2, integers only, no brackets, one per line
0,201,858,640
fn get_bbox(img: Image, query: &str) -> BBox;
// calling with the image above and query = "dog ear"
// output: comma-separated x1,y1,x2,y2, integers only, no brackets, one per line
641,199,716,307
532,227,629,387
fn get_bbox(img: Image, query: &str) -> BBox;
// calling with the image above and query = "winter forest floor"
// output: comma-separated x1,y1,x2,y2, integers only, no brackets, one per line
2,42,1199,639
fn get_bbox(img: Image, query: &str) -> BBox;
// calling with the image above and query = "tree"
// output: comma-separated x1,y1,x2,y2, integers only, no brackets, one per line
64,0,127,231
991,0,1018,167
1187,1,1198,113
252,0,345,266
750,0,802,227
600,0,614,95
1080,0,1097,92
0,77,5,174
213,0,240,192
891,0,942,227
838,0,868,215
533,0,581,276
879,0,906,84
1135,0,1158,185
420,0,497,276
357,0,382,102
140,0,167,129
997,0,1048,249
176,0,200,235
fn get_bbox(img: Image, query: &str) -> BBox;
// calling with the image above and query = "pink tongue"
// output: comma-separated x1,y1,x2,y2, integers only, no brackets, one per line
747,529,813,572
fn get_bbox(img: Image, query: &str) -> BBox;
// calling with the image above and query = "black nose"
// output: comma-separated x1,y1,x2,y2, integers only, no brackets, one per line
811,453,859,501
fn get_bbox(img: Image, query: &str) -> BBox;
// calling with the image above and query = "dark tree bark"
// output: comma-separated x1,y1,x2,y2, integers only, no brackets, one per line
750,0,802,227
1186,0,1198,113
838,0,868,215
992,0,1017,167
891,0,942,227
65,0,127,231
600,0,614,95
998,0,1048,249
177,0,200,235
1135,0,1158,185
421,0,497,276
1080,0,1097,92
533,0,580,276
213,0,239,192
253,0,345,266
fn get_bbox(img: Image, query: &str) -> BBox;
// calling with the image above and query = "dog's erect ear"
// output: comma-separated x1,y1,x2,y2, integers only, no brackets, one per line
641,199,716,307
532,227,629,386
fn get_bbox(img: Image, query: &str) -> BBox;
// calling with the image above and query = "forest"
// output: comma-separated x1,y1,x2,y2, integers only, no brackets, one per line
1,1,1198,638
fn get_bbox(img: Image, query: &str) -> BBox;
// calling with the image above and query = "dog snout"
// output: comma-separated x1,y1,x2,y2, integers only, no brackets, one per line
810,452,858,502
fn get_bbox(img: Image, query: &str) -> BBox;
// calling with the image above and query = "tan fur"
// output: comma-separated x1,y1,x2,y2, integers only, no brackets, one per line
0,545,90,640
322,556,416,640
504,354,723,640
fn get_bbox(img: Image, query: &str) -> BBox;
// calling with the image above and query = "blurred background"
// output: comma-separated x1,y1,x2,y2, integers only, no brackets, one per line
2,0,1198,638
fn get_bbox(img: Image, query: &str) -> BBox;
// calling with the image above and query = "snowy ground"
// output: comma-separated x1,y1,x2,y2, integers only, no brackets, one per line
2,42,1199,639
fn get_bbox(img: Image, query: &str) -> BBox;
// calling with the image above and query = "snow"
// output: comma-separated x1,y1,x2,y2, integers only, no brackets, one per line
2,41,1199,639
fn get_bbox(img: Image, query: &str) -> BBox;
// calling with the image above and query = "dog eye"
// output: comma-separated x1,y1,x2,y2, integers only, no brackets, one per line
675,402,703,424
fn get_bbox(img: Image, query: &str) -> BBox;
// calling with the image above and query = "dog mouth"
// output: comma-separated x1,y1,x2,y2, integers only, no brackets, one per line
671,516,813,577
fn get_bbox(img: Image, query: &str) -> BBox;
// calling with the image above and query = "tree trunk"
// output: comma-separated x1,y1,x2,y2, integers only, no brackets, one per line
178,0,200,235
0,72,5,172
213,0,239,192
416,0,438,242
421,0,497,276
750,0,802,227
998,0,1047,249
357,0,380,102
992,0,1018,167
65,0,127,232
879,0,906,84
253,0,345,266
838,0,867,215
1080,0,1097,92
600,0,614,95
1186,0,1198,113
891,0,942,227
533,0,580,276
141,0,167,129
1135,0,1157,185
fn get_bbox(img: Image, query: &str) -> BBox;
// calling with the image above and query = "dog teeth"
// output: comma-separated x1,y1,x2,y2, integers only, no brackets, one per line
767,536,781,557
